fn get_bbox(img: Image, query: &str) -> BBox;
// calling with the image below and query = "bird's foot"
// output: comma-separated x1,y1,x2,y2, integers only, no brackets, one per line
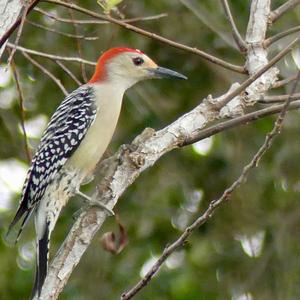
81,174,94,185
76,190,114,216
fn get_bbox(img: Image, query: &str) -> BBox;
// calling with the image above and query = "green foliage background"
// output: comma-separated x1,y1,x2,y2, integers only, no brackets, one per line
1,0,300,299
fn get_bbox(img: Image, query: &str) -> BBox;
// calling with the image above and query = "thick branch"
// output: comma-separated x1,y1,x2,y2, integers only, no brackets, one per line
39,38,297,300
7,1,29,65
27,0,299,299
0,0,40,55
121,72,300,300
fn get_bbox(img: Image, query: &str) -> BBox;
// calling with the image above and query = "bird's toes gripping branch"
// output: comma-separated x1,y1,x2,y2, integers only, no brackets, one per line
76,190,115,216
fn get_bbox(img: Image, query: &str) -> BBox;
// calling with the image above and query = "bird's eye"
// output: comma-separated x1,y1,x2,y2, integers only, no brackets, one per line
132,57,144,66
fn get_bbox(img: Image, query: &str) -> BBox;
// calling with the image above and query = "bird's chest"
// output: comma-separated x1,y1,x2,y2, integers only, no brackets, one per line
65,85,124,178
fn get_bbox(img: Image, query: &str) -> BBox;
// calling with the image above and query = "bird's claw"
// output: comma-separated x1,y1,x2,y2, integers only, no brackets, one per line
88,200,115,216
76,190,114,216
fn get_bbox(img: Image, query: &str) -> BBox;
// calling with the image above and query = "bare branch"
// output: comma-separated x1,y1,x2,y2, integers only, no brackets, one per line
42,0,246,73
21,52,69,96
215,34,300,109
272,74,299,88
54,60,82,86
26,20,98,40
264,26,300,47
6,42,96,65
270,0,300,23
33,7,167,24
66,1,87,82
258,93,300,104
10,55,31,162
121,71,300,300
184,99,300,145
220,0,247,52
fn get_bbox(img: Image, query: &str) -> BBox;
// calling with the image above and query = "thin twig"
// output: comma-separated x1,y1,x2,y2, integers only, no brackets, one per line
272,74,298,88
270,0,300,23
10,56,31,162
41,0,246,74
183,99,300,145
6,42,96,66
179,0,234,50
7,3,29,66
22,52,69,96
264,26,300,47
26,20,98,40
220,0,247,52
258,93,300,104
66,1,87,82
121,71,300,300
55,60,82,85
34,7,167,24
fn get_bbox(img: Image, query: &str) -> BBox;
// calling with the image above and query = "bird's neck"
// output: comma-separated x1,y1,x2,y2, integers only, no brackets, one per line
91,81,126,106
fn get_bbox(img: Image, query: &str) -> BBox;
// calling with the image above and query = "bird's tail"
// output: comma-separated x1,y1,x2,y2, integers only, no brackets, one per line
31,190,68,299
6,192,33,245
31,221,50,300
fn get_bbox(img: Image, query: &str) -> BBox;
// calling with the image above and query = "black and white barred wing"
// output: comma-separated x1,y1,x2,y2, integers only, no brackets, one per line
7,85,97,240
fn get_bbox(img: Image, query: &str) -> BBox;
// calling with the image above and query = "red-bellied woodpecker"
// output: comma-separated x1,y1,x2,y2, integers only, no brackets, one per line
7,47,186,298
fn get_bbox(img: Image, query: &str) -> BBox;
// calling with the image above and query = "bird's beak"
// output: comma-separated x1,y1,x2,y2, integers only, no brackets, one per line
147,66,187,80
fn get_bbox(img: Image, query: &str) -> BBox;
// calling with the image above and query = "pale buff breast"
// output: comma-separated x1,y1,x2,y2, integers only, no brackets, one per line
65,83,124,179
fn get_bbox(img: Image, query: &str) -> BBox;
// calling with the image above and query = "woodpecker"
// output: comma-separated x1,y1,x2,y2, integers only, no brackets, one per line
7,47,186,299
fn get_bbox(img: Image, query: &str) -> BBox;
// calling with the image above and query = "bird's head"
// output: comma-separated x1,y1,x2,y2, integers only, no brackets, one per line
89,47,187,89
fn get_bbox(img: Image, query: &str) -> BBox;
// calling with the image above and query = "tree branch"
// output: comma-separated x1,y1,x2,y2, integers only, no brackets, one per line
39,33,298,300
41,0,245,74
271,74,298,88
258,93,300,104
220,0,247,52
10,55,32,162
38,0,300,297
33,7,167,24
6,42,96,66
183,99,300,145
54,60,82,86
121,71,300,300
21,51,69,96
66,0,87,83
269,0,300,23
264,26,300,47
